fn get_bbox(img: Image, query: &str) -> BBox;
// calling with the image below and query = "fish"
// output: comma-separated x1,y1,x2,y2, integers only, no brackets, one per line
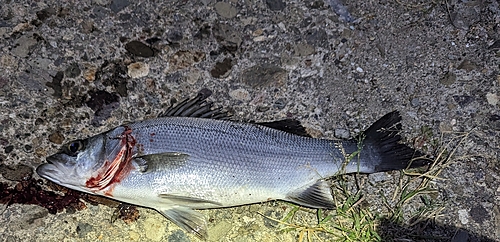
36,88,428,239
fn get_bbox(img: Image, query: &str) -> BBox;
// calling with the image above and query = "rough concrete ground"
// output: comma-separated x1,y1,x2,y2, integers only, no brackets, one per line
0,0,499,241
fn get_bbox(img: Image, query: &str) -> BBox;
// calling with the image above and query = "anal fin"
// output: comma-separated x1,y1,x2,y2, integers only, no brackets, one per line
286,180,335,209
158,206,208,239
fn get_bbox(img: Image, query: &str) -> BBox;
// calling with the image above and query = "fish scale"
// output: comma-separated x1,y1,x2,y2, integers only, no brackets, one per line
125,117,336,199
37,90,428,239
128,117,340,187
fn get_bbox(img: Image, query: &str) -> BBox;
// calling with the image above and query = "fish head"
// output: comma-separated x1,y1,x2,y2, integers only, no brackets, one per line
36,131,122,193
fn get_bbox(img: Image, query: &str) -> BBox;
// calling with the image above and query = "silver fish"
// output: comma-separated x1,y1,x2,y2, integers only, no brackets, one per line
36,89,427,239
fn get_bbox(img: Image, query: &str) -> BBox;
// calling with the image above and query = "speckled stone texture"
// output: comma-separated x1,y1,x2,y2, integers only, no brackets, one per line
0,0,499,241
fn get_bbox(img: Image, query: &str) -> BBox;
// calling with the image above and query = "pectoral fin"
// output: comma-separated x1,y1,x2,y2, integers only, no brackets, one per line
157,206,208,239
286,180,335,209
132,156,149,172
133,152,190,172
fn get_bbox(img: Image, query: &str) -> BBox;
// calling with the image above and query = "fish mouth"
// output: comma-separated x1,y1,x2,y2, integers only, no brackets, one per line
36,162,60,182
45,155,57,165
36,156,68,184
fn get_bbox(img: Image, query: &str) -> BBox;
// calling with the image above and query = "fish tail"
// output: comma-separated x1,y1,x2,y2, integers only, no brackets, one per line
345,111,429,173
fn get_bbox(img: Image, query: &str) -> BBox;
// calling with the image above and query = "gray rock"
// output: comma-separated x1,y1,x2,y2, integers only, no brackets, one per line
36,7,56,21
405,83,415,94
76,222,94,238
168,50,206,70
440,71,456,86
265,0,286,11
368,172,390,183
453,95,473,107
469,205,490,224
110,0,130,13
29,58,52,70
326,0,354,22
293,43,315,56
167,230,190,242
210,58,233,78
457,60,478,72
451,3,480,30
125,41,155,57
17,70,51,92
304,28,328,48
92,6,110,19
127,62,150,78
241,64,287,88
213,22,242,52
229,88,251,101
94,0,110,6
410,98,420,107
208,220,232,241
167,30,183,43
12,35,38,57
0,164,33,181
274,98,286,109
48,131,65,144
215,2,238,19
65,63,81,78
4,235,18,242
334,128,350,139
0,77,7,91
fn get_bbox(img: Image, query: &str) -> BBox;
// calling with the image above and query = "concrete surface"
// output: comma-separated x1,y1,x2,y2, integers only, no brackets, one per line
0,0,499,241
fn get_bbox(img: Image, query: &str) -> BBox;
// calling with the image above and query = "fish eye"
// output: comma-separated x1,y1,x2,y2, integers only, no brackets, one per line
66,140,84,156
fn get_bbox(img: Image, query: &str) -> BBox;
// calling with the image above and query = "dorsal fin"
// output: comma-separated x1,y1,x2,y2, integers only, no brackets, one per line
158,88,230,119
159,89,311,137
256,119,311,137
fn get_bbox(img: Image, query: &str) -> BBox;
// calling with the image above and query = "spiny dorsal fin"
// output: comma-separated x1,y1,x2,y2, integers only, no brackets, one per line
160,89,312,137
256,119,311,137
158,88,230,119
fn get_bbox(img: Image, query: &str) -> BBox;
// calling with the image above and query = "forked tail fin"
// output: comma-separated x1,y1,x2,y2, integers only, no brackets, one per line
346,111,429,173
